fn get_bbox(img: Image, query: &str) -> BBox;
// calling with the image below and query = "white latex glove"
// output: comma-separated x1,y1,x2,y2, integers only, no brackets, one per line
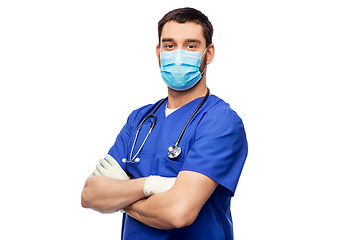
143,176,176,197
94,154,130,180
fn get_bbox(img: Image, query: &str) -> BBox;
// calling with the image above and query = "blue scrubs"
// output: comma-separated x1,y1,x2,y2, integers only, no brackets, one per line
108,95,248,240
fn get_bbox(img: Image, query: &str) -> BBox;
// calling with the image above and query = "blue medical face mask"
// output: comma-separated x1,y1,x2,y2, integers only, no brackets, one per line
160,48,207,91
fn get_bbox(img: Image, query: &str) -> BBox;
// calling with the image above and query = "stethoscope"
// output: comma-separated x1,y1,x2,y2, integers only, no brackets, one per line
122,88,210,163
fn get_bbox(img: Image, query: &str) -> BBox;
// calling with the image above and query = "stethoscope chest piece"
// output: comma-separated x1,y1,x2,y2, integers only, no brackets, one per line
168,145,181,159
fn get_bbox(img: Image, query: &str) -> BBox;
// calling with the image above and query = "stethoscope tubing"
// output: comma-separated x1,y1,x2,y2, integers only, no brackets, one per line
173,88,210,147
124,88,209,163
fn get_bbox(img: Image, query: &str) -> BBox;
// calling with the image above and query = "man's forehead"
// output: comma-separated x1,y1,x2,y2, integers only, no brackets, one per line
161,21,205,43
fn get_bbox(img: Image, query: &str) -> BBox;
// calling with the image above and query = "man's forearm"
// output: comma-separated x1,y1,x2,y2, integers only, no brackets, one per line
81,174,146,214
123,187,199,230
123,192,181,230
123,171,218,230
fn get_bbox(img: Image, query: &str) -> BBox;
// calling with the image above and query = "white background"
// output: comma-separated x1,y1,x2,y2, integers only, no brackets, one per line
1,0,359,239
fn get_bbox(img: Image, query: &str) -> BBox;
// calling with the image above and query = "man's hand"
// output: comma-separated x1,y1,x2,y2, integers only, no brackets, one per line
143,176,176,197
94,154,130,180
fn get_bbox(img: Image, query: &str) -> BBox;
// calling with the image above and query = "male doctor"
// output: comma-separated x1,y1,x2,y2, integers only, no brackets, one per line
81,7,248,240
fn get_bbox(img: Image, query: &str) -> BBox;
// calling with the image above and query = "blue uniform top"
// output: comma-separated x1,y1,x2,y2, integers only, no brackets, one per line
108,95,248,240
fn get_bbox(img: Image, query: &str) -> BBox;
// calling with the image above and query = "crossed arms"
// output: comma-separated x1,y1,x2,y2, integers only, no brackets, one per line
81,156,218,230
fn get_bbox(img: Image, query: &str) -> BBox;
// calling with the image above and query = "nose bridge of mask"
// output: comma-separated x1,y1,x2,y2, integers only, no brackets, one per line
174,49,182,66
176,49,202,67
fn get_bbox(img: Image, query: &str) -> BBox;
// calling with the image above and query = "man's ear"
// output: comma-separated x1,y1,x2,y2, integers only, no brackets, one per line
206,44,215,65
156,44,160,62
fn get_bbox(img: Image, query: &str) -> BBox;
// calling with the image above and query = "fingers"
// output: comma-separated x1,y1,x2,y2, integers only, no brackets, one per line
105,154,120,167
93,155,126,179
100,158,111,169
96,163,107,175
93,169,101,176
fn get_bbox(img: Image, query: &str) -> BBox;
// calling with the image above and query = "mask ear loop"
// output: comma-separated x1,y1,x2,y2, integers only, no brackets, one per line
200,47,208,76
202,47,208,55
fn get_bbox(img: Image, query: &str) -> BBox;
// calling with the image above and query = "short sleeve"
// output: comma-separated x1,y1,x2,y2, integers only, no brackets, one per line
107,106,147,171
107,116,132,172
180,103,248,196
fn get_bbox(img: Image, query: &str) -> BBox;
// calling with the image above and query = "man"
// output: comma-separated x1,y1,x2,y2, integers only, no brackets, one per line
81,7,248,240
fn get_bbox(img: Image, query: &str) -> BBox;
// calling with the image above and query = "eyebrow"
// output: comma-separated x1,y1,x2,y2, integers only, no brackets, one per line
161,38,202,44
185,39,201,44
161,38,174,43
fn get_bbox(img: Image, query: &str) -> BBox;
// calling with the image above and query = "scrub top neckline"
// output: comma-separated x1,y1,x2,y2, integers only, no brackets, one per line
165,106,179,117
163,94,215,120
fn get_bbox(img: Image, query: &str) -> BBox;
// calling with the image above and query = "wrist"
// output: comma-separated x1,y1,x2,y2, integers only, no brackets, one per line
139,177,147,198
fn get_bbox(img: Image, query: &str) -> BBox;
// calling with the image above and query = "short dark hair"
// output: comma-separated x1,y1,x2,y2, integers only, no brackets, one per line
158,7,213,47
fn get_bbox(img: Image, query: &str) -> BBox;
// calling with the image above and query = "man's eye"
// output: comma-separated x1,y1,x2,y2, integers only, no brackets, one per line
166,45,174,49
188,45,195,49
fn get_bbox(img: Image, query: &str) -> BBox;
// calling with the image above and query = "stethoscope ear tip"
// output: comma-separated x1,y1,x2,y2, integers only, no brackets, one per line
122,157,140,163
